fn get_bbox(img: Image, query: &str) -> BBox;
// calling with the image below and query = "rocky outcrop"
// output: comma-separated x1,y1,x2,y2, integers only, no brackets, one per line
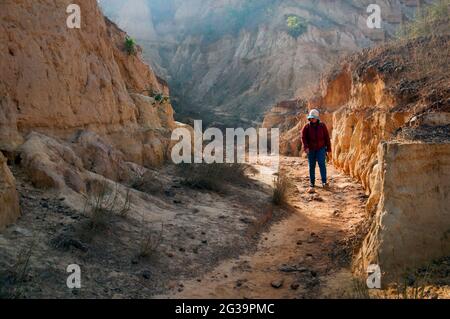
100,0,427,125
0,153,20,229
264,35,450,280
18,131,150,194
356,140,450,281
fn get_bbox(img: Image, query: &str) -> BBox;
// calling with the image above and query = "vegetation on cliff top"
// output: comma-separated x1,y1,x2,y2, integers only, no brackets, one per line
125,36,137,55
286,15,308,38
396,0,449,39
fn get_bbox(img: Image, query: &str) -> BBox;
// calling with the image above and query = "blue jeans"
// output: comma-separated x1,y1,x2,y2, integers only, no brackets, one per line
307,147,327,186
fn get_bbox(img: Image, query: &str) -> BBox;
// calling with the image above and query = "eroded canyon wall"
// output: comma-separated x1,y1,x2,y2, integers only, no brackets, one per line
0,0,177,162
100,0,428,125
356,141,450,281
0,0,174,143
0,0,177,228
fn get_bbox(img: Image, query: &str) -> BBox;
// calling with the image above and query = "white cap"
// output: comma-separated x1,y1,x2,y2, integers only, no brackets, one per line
307,109,320,120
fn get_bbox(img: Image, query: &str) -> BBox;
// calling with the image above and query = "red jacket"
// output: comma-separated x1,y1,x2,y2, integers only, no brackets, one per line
301,121,331,152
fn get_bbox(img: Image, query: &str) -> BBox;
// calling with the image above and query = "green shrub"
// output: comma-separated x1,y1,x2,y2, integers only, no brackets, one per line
154,93,163,102
286,15,308,38
147,91,170,104
124,36,137,55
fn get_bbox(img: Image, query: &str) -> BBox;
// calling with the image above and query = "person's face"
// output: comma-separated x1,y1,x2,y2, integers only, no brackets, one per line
310,118,318,124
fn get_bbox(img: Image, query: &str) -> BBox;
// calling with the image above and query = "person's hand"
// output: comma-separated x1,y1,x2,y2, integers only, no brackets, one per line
327,152,332,162
304,148,309,154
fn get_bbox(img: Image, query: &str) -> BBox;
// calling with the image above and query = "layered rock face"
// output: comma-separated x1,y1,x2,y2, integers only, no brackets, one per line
264,35,450,279
0,0,177,228
100,0,426,125
356,140,450,281
0,153,20,229
0,0,176,160
0,0,174,148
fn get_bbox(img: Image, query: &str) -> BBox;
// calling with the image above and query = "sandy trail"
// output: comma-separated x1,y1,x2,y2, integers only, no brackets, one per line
0,156,367,298
161,156,367,299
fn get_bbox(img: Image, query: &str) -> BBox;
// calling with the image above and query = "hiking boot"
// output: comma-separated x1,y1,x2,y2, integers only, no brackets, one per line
322,182,329,189
307,186,316,194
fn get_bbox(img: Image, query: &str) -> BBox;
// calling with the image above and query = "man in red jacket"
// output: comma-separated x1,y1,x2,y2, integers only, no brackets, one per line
301,109,332,192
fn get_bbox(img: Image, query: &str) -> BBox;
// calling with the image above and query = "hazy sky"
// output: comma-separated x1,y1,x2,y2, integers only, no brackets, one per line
99,0,156,39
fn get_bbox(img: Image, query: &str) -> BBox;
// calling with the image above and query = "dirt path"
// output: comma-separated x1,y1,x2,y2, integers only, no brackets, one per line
0,163,278,299
1,156,367,298
161,156,368,299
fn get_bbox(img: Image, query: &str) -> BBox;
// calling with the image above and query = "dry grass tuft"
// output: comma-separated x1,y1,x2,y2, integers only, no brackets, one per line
83,180,131,231
138,222,164,259
272,174,290,206
0,238,36,299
